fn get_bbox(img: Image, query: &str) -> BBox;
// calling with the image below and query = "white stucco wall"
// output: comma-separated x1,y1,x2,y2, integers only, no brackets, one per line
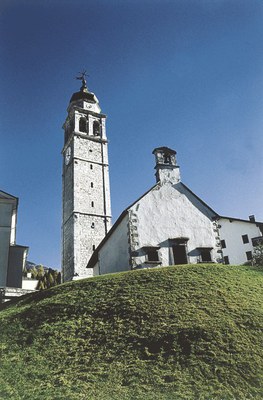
128,181,218,267
85,266,99,277
0,194,27,288
218,218,262,265
22,279,38,290
97,214,131,275
10,208,17,245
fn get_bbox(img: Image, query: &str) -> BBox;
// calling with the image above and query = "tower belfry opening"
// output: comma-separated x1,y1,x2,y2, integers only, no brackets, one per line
61,75,112,282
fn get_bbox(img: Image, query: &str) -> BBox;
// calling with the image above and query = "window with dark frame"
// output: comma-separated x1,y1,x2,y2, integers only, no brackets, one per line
91,182,94,188
79,117,87,133
92,245,96,251
242,234,249,244
91,201,94,207
246,251,252,261
147,248,159,262
90,164,93,169
200,249,212,262
221,240,226,248
93,121,101,136
224,256,229,265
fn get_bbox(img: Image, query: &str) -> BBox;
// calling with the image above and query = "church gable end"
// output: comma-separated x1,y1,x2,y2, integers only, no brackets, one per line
127,180,218,269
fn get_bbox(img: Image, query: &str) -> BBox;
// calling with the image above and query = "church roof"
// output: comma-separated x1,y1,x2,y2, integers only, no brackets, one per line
0,190,18,201
152,147,177,155
70,90,96,103
70,74,97,103
179,183,218,216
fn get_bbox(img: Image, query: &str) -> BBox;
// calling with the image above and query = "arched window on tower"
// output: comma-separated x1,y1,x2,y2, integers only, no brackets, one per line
79,117,87,133
93,120,101,136
164,153,171,164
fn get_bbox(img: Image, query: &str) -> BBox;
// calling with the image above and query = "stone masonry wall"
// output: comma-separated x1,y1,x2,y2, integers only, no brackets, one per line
62,105,111,281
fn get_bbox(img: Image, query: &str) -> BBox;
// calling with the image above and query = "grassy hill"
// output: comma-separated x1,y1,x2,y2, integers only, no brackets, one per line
0,264,262,400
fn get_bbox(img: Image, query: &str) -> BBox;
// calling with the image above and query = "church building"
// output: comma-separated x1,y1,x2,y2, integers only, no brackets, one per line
86,146,263,275
62,80,263,282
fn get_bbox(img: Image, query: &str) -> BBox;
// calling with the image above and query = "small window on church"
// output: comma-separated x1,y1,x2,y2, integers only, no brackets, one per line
200,249,212,262
242,234,249,244
91,201,94,207
147,249,159,262
224,256,229,265
221,240,226,248
79,117,87,133
91,222,95,228
145,247,160,262
90,164,93,169
91,182,94,188
93,245,96,251
246,251,252,261
93,121,101,136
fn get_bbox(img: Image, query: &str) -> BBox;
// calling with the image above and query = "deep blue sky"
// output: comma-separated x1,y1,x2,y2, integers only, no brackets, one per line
1,0,263,268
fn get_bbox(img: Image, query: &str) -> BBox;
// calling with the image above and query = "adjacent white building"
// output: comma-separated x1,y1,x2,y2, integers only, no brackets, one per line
0,190,32,301
86,147,263,275
218,216,263,265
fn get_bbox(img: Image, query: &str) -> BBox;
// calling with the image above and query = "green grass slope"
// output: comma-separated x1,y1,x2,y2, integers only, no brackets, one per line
0,264,262,400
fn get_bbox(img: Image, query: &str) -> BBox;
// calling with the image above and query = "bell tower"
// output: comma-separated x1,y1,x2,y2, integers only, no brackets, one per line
153,147,180,184
62,74,112,281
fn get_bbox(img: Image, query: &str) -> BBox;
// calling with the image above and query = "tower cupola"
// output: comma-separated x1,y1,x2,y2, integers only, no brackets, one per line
70,78,96,103
69,72,101,114
153,147,180,184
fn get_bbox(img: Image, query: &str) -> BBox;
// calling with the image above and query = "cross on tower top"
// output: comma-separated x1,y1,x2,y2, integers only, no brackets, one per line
76,70,89,92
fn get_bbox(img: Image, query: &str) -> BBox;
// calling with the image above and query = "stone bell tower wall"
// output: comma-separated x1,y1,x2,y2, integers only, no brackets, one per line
62,82,112,282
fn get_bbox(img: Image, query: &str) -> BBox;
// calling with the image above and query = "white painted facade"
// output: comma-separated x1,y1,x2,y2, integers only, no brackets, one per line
128,181,218,268
0,190,28,289
94,214,130,275
62,79,112,282
218,217,262,265
22,278,38,291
